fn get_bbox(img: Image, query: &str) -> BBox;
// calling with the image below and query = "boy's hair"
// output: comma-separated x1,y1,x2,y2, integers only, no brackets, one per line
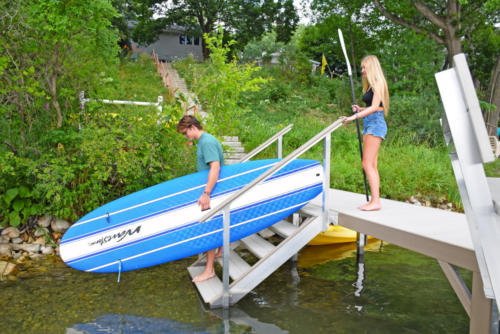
177,115,203,132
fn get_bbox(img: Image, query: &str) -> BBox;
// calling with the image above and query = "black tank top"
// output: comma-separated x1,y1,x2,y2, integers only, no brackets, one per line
362,88,383,107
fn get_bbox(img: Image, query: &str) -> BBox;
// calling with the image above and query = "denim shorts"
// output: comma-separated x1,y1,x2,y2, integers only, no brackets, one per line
362,110,387,139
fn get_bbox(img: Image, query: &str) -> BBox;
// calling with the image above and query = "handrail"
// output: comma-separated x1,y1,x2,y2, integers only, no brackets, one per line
199,119,343,224
239,124,294,162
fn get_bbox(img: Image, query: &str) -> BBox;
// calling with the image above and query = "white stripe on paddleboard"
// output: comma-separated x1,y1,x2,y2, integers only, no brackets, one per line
72,161,280,227
61,165,321,263
87,200,311,272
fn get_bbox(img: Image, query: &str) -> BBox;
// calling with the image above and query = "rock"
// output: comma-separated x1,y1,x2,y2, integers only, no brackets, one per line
12,252,22,259
41,246,54,255
34,227,49,238
11,238,22,244
0,261,16,276
37,215,52,228
51,218,70,233
0,236,9,244
11,243,40,253
34,237,46,246
29,253,43,260
0,244,12,257
409,196,418,204
1,227,20,239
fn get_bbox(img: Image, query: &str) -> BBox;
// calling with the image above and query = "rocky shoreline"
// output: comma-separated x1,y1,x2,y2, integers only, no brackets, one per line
0,194,457,280
0,215,70,279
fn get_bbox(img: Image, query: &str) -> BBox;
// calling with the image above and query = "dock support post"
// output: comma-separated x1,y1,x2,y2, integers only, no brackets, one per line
322,134,331,231
470,271,492,334
222,205,231,309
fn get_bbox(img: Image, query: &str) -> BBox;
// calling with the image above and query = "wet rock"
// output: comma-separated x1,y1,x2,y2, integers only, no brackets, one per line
51,219,70,233
0,236,9,244
41,246,54,255
12,252,22,259
0,261,16,276
34,227,49,238
37,215,52,228
29,253,43,260
12,243,41,253
0,244,12,257
11,237,23,244
1,227,20,239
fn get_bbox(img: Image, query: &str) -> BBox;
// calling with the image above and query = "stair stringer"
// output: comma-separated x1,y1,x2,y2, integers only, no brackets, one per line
208,215,322,308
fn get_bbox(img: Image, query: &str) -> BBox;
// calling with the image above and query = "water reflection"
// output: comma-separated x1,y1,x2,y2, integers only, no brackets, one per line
67,314,211,334
209,307,288,334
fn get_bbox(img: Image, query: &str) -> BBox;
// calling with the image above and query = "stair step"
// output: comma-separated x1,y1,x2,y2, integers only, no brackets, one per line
225,159,241,165
224,146,245,153
222,142,244,149
215,250,251,281
240,234,276,259
269,220,299,238
258,228,275,238
225,152,245,159
187,264,222,303
222,136,239,142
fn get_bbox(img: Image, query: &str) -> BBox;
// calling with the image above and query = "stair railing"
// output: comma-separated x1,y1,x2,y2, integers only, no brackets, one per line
201,119,343,308
238,124,294,162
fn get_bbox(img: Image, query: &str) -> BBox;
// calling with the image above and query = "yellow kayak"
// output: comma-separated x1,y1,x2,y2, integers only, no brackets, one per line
308,225,371,245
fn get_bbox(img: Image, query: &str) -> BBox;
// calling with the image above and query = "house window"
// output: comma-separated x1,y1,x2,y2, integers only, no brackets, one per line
179,34,186,45
186,36,193,45
194,37,200,45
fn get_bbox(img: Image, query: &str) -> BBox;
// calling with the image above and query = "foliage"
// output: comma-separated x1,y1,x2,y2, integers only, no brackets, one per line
123,0,298,59
175,27,268,135
0,58,189,226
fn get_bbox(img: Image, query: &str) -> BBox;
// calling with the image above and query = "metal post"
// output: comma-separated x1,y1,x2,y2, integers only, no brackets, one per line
157,96,163,113
277,135,283,159
222,205,231,309
322,134,331,231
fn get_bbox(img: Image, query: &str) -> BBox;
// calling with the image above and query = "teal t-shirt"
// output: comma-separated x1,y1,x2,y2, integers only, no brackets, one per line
196,132,224,171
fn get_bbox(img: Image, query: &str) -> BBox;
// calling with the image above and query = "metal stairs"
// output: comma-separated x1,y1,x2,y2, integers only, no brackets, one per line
186,120,342,308
187,211,322,308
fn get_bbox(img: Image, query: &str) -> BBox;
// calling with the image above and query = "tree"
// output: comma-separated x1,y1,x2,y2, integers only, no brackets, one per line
126,0,298,60
371,0,500,135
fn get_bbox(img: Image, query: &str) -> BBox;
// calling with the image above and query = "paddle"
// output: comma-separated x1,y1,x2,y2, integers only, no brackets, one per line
338,29,369,203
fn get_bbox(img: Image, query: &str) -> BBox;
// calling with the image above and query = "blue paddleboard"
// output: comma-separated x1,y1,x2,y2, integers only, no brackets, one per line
60,159,323,273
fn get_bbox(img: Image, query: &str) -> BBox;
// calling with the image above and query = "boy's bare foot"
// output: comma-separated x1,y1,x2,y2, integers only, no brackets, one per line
192,271,215,282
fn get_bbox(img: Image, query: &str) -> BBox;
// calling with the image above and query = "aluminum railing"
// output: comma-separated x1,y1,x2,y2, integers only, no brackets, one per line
201,119,343,308
238,123,294,162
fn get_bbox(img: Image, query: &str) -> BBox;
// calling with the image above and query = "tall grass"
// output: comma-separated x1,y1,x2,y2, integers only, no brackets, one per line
237,67,463,210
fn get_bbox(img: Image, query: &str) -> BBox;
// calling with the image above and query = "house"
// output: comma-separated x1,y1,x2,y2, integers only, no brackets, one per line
131,25,203,62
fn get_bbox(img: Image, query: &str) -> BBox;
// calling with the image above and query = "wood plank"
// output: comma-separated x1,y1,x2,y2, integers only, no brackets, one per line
215,250,251,281
258,228,275,238
187,264,222,304
269,220,298,238
240,234,275,259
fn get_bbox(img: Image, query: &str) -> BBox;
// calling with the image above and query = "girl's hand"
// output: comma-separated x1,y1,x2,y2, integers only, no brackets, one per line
351,105,360,113
340,115,356,125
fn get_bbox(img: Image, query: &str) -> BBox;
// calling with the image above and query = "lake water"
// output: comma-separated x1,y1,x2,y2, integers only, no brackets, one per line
0,241,472,333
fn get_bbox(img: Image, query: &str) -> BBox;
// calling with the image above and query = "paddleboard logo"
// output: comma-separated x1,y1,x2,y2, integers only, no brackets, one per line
89,225,142,247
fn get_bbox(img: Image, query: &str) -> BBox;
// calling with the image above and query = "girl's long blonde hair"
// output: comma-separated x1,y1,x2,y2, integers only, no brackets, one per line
362,55,390,116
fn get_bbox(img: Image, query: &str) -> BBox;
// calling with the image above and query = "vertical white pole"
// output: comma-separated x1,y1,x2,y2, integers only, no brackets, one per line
222,205,231,308
322,134,331,231
277,135,283,159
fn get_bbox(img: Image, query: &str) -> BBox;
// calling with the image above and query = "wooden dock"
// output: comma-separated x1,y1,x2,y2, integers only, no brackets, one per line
304,189,494,334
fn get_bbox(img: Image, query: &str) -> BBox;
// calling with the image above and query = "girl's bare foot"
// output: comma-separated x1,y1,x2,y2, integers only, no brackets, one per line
359,201,381,211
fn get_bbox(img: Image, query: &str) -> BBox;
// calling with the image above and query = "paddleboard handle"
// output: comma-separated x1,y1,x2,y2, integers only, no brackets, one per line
106,212,110,223
117,259,122,283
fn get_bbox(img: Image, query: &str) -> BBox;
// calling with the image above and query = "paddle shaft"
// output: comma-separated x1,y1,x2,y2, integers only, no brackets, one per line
338,29,369,202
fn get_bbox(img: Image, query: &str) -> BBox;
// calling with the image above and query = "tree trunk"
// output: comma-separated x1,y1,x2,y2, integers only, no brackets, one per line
484,55,500,136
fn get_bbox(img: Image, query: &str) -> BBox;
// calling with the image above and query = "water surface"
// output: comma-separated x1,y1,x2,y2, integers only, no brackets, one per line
0,242,471,333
